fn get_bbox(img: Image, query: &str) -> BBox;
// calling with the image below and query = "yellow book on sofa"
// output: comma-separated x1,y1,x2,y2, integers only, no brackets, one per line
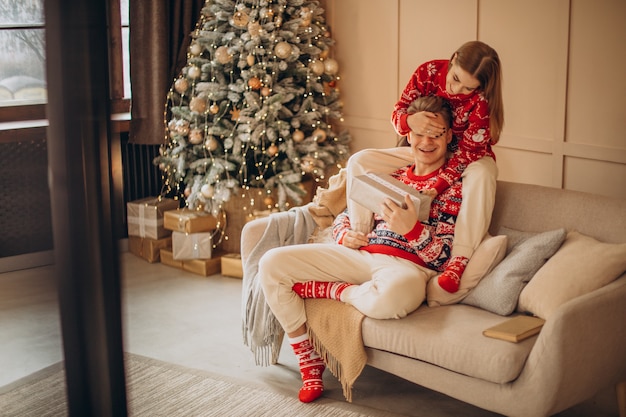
483,315,546,343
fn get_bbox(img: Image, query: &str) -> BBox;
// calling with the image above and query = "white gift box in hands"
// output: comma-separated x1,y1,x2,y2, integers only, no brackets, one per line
350,173,433,221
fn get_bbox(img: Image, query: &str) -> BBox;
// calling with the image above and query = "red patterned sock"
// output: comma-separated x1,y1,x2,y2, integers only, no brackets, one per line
438,256,469,293
289,334,325,403
292,281,352,300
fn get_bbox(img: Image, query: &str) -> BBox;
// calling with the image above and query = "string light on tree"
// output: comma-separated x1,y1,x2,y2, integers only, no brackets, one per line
155,0,351,227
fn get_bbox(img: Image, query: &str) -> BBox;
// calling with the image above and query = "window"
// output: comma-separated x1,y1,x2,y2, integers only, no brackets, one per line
0,0,130,118
0,0,46,107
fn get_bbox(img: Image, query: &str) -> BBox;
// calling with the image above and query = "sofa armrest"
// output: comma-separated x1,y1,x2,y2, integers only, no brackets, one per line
522,274,626,415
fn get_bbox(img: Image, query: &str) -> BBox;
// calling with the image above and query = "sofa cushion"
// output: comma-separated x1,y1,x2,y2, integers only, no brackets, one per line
518,230,626,319
362,304,537,384
460,227,567,316
427,234,508,306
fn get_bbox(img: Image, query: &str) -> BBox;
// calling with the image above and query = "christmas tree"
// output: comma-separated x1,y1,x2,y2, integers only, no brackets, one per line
154,0,351,220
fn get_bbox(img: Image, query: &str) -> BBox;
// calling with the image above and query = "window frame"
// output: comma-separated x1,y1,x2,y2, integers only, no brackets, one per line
0,0,130,138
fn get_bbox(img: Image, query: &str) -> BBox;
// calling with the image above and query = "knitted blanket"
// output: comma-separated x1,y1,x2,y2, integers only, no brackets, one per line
241,204,318,365
242,169,368,401
305,299,366,402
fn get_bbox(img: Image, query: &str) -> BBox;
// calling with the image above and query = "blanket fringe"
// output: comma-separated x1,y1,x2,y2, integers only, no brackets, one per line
307,327,359,403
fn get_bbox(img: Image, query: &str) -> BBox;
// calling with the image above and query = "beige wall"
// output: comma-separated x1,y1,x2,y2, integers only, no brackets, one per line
323,0,626,199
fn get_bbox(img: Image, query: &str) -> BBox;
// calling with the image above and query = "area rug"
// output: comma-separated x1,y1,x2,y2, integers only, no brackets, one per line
0,353,381,417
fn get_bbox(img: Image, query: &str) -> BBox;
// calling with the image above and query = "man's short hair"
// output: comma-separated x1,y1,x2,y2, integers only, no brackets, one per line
407,96,452,128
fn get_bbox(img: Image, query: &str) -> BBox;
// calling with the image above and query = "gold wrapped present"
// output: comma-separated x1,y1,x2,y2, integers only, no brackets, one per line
221,253,243,278
182,255,222,277
164,208,218,233
172,231,213,260
160,249,184,270
160,249,223,277
128,236,171,263
127,197,179,239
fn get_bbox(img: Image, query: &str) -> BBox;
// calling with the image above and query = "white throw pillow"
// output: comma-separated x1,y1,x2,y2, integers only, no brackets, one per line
518,230,626,319
427,234,508,307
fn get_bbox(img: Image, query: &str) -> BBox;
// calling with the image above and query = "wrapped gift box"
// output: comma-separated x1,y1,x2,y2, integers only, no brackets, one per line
160,249,224,277
164,208,218,233
182,256,222,277
221,253,243,278
127,197,179,239
350,173,433,221
160,249,184,270
172,231,213,260
128,235,172,263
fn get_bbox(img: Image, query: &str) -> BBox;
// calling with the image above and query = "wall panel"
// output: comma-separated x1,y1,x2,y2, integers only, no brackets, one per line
323,0,625,199
326,0,399,152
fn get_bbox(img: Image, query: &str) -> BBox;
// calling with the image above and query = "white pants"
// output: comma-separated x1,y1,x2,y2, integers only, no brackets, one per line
259,243,436,333
346,147,497,259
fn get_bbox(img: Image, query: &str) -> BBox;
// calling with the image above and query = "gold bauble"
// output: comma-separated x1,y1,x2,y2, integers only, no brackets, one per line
200,184,214,198
260,86,271,97
247,21,261,37
324,58,339,75
232,11,249,28
209,103,219,114
205,137,219,151
187,66,201,80
189,96,207,113
274,42,292,59
292,129,305,143
189,43,202,56
319,49,329,59
312,128,327,142
175,119,190,135
246,54,255,66
174,78,189,94
267,144,279,156
309,60,324,76
248,77,262,90
215,46,232,64
188,128,204,144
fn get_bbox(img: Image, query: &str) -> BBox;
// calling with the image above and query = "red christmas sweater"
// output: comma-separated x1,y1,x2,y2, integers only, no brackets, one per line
333,164,463,272
391,59,496,194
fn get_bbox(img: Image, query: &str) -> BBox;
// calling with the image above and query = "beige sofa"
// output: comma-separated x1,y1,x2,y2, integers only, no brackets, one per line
241,180,626,417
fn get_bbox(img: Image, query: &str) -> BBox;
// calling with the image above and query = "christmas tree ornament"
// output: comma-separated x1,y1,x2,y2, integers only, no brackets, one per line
267,144,279,156
232,10,249,28
324,58,339,75
189,128,204,144
215,46,232,64
247,21,261,37
260,86,271,97
274,42,292,59
292,129,305,143
175,119,190,135
174,78,189,94
201,184,215,198
205,137,219,151
246,54,255,66
312,128,327,143
248,77,262,90
309,60,324,76
230,107,241,121
209,103,219,114
187,65,201,80
189,42,202,56
189,96,207,113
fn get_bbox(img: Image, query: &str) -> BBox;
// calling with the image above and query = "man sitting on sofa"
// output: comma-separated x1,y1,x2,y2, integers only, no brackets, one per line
258,95,478,403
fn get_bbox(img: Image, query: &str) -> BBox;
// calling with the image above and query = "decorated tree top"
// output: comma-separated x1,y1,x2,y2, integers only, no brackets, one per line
154,0,351,216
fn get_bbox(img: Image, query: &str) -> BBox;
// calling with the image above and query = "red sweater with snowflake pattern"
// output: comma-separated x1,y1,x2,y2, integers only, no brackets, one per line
332,164,463,272
391,59,496,194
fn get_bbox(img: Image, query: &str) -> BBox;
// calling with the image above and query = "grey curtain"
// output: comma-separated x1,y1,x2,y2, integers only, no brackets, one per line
129,0,204,144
